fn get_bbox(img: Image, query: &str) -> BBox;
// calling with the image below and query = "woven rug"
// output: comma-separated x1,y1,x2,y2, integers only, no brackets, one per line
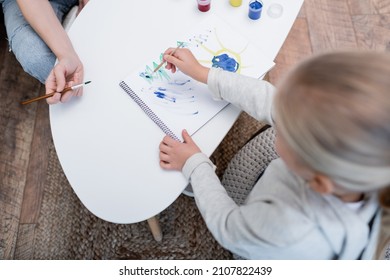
32,112,265,259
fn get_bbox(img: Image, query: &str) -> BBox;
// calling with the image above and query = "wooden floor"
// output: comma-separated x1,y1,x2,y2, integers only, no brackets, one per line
1,0,390,259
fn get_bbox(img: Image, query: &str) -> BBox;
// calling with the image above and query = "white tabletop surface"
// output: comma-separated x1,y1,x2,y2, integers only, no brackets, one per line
49,0,303,223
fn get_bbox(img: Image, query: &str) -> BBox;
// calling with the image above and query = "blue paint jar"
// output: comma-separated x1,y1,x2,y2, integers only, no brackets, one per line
248,0,263,20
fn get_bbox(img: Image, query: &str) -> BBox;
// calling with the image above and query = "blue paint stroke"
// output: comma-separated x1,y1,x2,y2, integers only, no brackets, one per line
152,89,198,115
153,89,195,104
139,71,153,81
168,79,191,86
141,83,198,115
212,54,239,72
154,91,176,103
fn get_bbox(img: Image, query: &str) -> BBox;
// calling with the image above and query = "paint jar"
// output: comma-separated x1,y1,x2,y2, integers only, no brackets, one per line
267,3,283,18
197,0,211,12
248,0,263,20
229,0,242,7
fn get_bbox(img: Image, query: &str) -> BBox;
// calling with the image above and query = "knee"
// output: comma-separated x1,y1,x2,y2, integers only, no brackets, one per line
9,27,56,83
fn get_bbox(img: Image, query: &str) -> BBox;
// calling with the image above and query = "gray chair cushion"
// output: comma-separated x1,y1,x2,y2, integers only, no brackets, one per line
222,126,278,205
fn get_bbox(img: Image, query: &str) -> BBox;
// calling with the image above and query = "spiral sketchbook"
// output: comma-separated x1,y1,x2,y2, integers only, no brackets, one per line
119,15,275,141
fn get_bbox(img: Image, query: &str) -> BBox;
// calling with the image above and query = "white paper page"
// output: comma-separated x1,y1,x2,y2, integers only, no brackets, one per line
120,15,275,141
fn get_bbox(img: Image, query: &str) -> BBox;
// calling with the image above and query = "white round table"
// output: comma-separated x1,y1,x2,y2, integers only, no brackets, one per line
50,0,303,225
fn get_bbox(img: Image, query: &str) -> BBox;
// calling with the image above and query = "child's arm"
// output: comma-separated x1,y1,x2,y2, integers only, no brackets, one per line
164,48,275,125
208,68,275,124
160,48,276,171
159,49,210,171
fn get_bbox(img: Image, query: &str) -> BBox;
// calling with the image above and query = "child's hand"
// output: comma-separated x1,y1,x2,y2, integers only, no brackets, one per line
163,48,209,84
159,129,201,171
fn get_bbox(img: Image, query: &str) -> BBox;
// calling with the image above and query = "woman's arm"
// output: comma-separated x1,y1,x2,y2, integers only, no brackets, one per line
16,0,76,62
16,0,83,103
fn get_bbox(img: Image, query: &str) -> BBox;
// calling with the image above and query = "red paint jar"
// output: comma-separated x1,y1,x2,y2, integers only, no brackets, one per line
197,0,211,12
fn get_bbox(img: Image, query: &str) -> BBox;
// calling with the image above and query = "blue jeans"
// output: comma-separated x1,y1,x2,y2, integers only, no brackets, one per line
1,0,78,83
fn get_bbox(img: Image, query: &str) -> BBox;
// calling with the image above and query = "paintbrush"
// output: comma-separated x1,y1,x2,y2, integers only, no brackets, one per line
20,81,92,105
153,42,184,73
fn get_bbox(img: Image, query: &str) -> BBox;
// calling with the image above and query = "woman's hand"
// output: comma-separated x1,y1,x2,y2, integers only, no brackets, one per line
45,54,84,104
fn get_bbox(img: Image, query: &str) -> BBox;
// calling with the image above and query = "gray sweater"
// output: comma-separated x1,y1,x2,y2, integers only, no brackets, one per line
182,68,381,259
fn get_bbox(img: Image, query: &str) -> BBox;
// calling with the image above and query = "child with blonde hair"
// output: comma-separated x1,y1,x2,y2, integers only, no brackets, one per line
158,48,390,259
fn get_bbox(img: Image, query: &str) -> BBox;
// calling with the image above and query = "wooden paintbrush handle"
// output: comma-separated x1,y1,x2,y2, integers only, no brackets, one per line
20,87,72,105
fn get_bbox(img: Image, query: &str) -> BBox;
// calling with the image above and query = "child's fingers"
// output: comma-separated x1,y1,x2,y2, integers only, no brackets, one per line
182,129,193,144
159,135,176,152
164,54,181,68
165,62,176,73
159,160,172,170
159,142,169,154
163,47,175,55
159,151,170,162
164,135,180,146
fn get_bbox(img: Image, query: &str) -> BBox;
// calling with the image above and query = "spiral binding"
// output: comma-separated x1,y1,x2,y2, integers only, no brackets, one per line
119,81,180,142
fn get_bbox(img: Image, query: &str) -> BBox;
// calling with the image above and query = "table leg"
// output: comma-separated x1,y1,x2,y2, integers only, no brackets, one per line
147,216,163,242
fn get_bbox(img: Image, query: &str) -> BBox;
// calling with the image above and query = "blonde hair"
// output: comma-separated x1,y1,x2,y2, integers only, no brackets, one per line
274,51,390,193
